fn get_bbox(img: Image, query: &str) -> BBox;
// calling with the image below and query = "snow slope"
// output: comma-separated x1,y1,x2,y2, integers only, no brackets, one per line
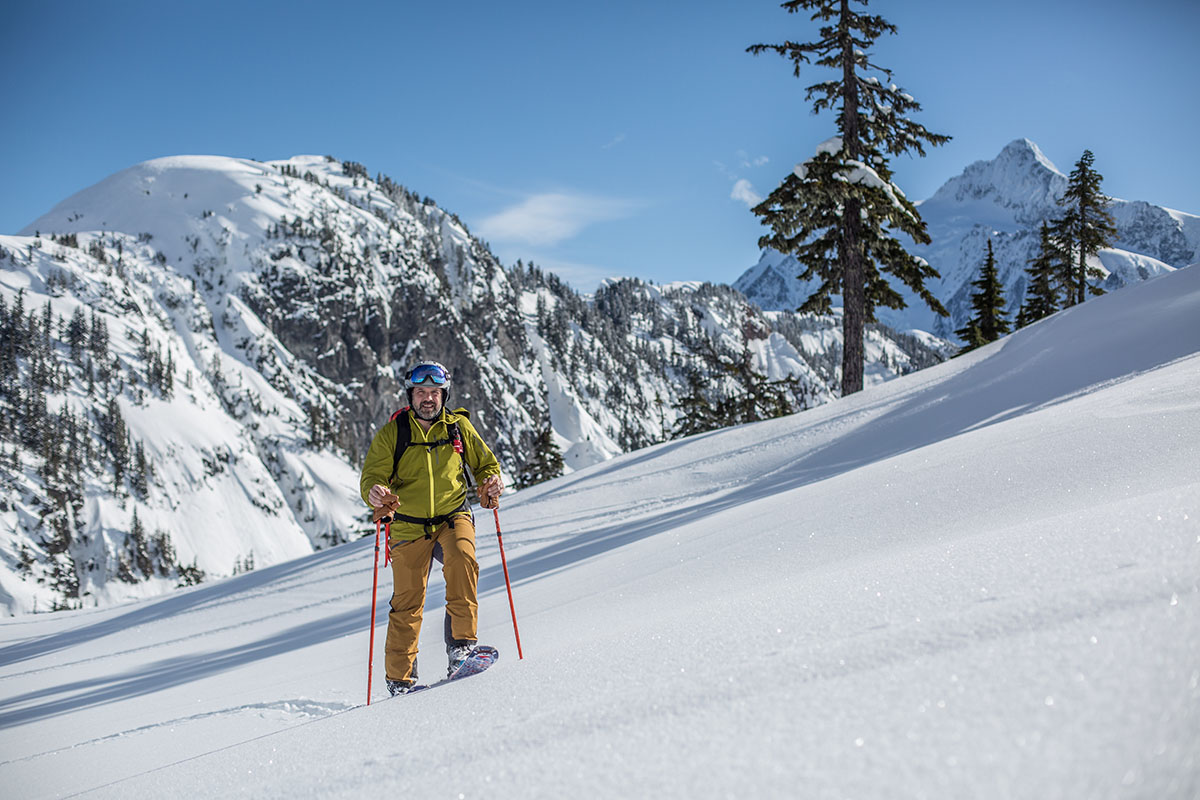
1,266,1197,798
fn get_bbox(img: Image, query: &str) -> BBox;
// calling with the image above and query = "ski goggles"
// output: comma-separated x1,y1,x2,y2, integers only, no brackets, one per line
406,363,448,387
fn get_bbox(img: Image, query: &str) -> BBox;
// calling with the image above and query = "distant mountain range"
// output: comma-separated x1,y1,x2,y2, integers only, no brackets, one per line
0,154,940,613
734,139,1200,338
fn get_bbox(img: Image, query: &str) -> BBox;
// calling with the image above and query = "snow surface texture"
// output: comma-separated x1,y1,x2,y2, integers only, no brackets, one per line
1,265,1198,798
736,138,1200,340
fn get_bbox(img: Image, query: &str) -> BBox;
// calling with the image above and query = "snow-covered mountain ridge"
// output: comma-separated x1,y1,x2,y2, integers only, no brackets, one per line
1,154,943,614
736,138,1200,338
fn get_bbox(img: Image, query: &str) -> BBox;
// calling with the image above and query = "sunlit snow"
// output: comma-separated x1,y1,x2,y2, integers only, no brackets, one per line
1,266,1197,798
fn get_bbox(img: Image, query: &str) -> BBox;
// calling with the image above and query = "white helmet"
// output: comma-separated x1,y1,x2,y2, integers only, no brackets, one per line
404,361,451,404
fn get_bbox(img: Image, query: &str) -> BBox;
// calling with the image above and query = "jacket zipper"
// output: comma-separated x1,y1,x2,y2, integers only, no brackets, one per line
415,419,437,518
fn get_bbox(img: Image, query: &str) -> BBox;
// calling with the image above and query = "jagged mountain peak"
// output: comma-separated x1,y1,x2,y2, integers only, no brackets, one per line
921,138,1066,226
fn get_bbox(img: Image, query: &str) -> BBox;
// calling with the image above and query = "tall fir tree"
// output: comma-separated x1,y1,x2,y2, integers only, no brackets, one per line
671,367,721,438
955,240,1010,353
748,0,949,396
516,424,565,488
1049,150,1117,306
1019,222,1063,327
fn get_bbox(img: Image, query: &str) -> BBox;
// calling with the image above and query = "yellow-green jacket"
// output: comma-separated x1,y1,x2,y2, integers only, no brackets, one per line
360,407,501,543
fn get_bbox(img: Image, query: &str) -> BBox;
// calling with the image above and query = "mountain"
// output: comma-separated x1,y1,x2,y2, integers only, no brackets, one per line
1,155,545,614
735,138,1200,339
2,263,1196,799
1,155,946,614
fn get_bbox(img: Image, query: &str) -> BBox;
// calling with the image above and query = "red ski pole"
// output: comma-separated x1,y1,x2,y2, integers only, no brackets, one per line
366,519,386,705
492,506,523,659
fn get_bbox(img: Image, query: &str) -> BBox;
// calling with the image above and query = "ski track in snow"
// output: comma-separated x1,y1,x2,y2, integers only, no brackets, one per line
0,699,356,767
0,554,369,680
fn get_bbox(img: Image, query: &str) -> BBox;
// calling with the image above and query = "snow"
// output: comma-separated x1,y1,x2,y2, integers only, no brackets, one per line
816,136,844,157
791,138,915,221
2,265,1198,798
528,325,621,470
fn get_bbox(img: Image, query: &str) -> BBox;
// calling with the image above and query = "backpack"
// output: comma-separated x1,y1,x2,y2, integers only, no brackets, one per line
387,406,476,490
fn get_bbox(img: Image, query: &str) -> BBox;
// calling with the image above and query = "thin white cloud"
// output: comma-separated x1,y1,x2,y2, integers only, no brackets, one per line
731,179,762,208
736,150,770,169
602,133,627,150
477,192,636,247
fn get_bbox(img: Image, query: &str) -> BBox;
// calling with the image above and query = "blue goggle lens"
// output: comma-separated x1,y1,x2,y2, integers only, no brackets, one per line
408,364,448,386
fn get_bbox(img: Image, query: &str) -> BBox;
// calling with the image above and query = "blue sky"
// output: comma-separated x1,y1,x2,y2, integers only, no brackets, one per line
1,0,1195,290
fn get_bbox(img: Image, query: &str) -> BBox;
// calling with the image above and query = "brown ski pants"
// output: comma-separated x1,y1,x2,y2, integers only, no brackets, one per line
385,516,479,683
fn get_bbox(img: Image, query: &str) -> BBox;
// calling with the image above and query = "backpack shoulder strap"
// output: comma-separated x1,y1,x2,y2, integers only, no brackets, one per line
445,414,474,490
389,407,412,482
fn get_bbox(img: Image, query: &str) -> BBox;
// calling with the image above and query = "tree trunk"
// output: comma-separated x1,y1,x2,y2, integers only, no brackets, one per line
1077,245,1086,305
841,205,865,395
838,0,864,396
1076,196,1087,305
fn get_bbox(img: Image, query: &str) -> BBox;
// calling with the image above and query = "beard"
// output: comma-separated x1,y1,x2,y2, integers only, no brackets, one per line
414,394,443,421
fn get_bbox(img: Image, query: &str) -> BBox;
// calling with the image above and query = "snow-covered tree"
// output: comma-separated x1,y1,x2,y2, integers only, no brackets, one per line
748,0,950,395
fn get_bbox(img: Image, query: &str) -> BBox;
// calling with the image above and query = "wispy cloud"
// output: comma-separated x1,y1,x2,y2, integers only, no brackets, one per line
477,192,638,247
602,133,627,150
737,150,770,169
731,179,762,209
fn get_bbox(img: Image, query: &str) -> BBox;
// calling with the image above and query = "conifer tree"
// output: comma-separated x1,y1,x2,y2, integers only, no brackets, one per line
1049,150,1117,306
130,508,154,577
102,396,129,490
672,339,809,436
671,368,721,438
1019,223,1063,327
66,307,87,364
748,0,949,395
89,308,109,357
955,240,1010,353
516,424,566,488
133,441,150,499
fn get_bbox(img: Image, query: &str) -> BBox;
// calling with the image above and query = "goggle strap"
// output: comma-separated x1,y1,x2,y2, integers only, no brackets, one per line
407,364,448,386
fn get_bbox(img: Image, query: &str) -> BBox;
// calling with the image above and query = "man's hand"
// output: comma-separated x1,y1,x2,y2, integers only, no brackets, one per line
368,484,395,509
369,484,400,522
478,475,504,509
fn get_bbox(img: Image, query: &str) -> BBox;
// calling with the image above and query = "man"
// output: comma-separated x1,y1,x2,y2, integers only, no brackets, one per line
360,360,504,695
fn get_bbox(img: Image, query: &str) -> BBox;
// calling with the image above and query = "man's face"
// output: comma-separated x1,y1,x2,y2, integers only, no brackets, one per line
412,385,444,421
